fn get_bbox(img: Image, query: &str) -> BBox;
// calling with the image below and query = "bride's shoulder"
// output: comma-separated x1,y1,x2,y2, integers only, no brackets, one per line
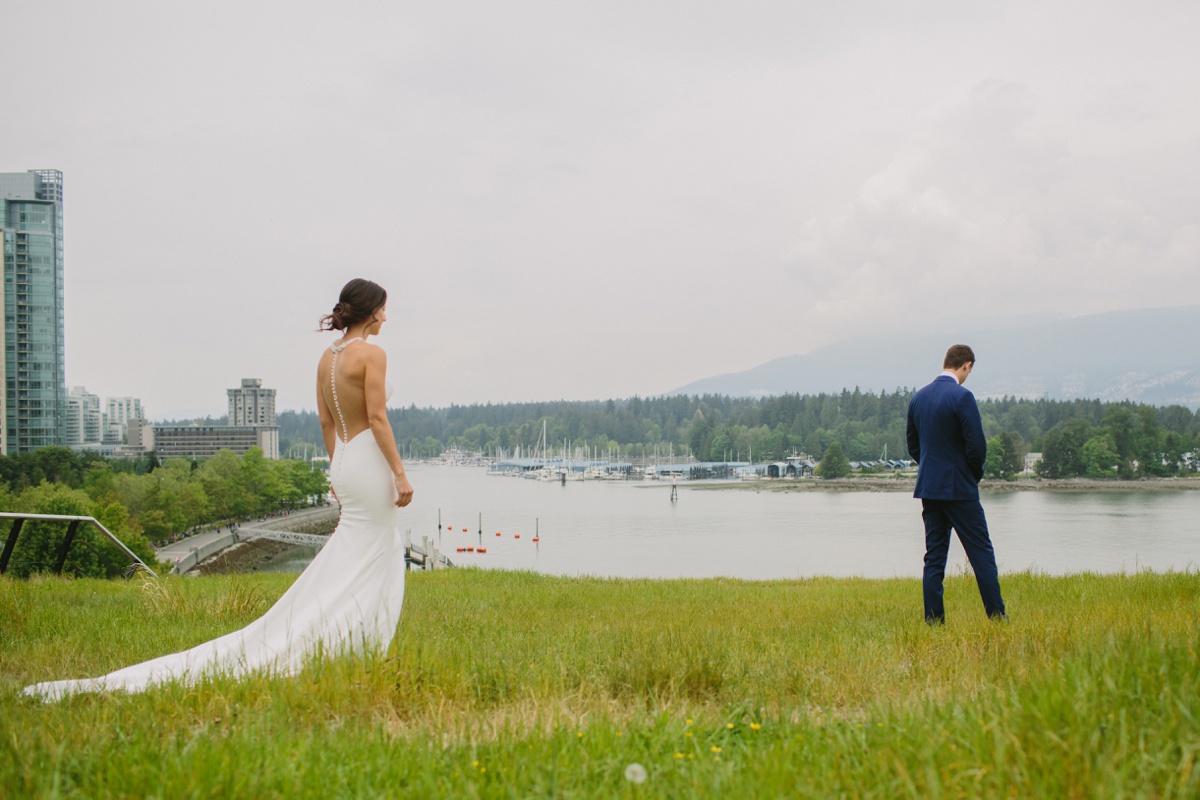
360,341,388,363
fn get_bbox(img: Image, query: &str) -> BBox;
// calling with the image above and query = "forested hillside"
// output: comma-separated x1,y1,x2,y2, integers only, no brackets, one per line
278,392,1200,479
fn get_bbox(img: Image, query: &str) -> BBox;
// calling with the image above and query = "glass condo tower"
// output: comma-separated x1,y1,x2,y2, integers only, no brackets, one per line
0,169,66,454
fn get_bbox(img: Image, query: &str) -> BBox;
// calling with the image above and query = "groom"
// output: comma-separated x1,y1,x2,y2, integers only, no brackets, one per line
906,344,1007,624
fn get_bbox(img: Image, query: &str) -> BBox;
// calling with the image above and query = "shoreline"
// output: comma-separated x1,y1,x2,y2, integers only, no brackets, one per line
691,475,1200,493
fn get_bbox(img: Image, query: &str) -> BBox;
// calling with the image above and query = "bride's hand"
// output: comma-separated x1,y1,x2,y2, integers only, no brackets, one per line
394,474,414,507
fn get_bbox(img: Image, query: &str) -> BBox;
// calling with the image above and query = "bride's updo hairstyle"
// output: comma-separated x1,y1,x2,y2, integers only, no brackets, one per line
319,278,388,332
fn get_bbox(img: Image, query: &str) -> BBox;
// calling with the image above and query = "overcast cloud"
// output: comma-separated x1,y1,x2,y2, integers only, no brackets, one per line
4,1,1198,418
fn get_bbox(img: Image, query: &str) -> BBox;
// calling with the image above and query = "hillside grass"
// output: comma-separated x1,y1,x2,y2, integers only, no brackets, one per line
2,568,1198,798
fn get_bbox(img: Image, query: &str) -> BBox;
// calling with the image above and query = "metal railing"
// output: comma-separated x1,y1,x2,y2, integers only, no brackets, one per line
0,512,158,578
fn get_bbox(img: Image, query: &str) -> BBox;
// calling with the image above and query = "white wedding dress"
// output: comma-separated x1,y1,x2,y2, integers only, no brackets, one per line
23,342,406,701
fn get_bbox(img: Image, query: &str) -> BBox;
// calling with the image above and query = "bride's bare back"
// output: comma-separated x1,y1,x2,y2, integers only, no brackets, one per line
317,339,385,443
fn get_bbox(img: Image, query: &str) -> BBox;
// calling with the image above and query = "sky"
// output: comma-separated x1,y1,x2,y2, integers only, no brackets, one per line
5,1,1199,419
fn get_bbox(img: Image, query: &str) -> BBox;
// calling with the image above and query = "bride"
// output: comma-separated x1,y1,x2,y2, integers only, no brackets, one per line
23,278,414,701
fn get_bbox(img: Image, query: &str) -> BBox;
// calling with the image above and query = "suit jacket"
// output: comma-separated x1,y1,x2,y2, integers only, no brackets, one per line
906,375,987,501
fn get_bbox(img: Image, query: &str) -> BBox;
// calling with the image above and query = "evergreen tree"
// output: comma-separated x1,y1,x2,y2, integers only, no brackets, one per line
816,442,851,479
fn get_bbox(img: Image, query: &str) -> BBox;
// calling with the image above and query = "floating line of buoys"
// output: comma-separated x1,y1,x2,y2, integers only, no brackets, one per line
445,518,541,549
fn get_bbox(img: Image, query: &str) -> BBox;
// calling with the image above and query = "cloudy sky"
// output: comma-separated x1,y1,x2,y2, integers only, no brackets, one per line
6,1,1199,419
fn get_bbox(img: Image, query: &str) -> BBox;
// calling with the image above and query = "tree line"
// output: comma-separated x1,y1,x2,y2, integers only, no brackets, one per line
278,392,1200,479
0,447,329,579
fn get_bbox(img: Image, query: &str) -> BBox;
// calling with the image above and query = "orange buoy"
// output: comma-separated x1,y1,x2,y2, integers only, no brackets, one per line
462,527,468,532
477,547,487,553
514,533,520,539
532,537,540,542
467,546,475,552
456,546,465,552
495,531,501,537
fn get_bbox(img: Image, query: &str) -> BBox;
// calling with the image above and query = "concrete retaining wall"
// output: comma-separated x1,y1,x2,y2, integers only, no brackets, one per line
170,531,238,575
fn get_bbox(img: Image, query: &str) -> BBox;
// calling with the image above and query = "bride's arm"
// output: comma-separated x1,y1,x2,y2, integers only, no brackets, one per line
363,346,414,507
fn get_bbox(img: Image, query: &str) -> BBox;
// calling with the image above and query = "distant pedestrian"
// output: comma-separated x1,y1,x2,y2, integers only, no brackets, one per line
906,344,1007,624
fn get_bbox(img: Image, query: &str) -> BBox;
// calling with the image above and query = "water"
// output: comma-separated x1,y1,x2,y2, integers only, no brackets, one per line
284,465,1200,579
257,545,319,573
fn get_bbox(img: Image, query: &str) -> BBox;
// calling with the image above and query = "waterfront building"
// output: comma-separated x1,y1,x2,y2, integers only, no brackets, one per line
0,169,66,454
149,378,279,460
150,422,278,461
66,386,102,445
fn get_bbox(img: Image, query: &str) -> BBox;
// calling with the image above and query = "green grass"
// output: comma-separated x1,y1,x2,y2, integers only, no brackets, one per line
2,568,1198,798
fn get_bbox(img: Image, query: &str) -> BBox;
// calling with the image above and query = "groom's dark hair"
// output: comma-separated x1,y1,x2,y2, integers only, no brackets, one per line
943,344,976,369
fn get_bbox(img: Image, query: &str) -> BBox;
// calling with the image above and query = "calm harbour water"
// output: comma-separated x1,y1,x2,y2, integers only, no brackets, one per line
263,465,1200,580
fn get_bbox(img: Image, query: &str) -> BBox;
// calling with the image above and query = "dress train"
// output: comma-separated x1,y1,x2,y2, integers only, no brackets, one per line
22,431,405,701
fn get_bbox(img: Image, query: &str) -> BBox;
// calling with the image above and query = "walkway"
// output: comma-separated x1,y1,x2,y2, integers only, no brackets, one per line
155,506,337,575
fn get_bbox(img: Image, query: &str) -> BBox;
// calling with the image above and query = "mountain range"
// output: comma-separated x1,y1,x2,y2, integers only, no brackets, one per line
671,306,1200,409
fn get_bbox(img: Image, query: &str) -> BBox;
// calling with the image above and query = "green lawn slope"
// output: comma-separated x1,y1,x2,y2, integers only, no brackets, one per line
2,568,1197,797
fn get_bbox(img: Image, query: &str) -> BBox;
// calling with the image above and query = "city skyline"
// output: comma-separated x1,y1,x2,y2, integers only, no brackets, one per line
4,2,1199,420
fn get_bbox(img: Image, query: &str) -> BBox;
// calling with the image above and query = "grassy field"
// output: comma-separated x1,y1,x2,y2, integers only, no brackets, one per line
2,567,1198,798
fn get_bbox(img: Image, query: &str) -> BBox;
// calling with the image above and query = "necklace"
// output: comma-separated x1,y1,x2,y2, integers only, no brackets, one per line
331,336,364,354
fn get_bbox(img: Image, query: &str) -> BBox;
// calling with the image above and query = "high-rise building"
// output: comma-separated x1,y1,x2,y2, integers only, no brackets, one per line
228,378,276,427
227,378,278,459
1,169,66,454
66,386,102,445
104,396,144,445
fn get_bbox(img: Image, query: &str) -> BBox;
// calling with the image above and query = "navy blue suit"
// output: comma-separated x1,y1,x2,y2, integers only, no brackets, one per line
906,375,1006,622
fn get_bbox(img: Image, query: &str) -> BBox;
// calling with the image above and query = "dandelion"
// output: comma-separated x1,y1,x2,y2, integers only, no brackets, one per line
577,732,584,739
685,731,693,738
710,746,722,753
624,763,648,784
726,723,735,730
750,723,761,731
686,718,694,725
674,753,684,760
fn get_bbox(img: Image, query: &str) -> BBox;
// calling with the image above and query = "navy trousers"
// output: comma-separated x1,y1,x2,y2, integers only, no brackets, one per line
921,498,1006,622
